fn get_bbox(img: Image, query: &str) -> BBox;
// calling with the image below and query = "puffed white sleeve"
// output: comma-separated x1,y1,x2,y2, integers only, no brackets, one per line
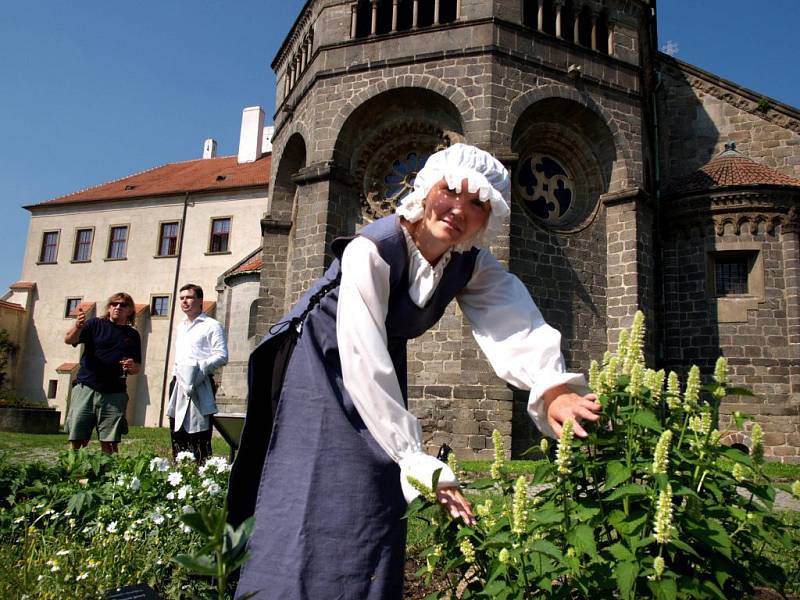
457,250,588,439
337,236,457,502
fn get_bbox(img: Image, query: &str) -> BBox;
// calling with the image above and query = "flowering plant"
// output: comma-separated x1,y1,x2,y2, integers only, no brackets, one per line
0,449,233,599
408,312,796,599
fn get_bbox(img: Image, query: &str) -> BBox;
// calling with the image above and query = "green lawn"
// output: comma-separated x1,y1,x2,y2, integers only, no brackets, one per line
0,426,230,464
1,427,798,481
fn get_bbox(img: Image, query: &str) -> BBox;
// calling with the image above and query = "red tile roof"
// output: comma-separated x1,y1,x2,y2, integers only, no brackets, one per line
68,301,96,317
27,154,271,208
669,145,800,195
229,256,263,276
134,303,148,315
56,362,79,373
9,281,36,290
203,301,217,316
0,299,24,312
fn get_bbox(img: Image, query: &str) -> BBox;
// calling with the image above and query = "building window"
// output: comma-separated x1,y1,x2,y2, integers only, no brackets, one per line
151,295,170,318
209,218,231,253
39,231,59,263
107,225,129,259
65,297,82,318
715,256,749,296
47,380,58,399
72,228,93,262
157,222,179,257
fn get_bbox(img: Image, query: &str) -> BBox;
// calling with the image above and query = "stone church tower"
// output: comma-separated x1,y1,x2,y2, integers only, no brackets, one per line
252,0,800,461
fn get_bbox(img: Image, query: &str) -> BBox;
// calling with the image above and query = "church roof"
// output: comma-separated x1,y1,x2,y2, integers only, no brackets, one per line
222,247,263,282
26,154,271,209
669,143,800,196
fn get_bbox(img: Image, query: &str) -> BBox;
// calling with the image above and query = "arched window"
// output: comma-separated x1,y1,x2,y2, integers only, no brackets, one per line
376,0,393,34
542,0,556,35
355,0,372,38
522,0,537,28
561,0,575,42
577,6,592,48
247,299,259,339
595,9,609,54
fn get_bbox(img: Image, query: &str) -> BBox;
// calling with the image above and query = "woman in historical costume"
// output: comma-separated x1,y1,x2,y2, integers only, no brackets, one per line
230,143,601,599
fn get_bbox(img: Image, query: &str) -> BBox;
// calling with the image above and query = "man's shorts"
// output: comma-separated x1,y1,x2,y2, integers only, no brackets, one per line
65,383,129,442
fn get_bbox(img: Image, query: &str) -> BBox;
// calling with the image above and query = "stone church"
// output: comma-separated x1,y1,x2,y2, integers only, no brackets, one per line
219,0,799,461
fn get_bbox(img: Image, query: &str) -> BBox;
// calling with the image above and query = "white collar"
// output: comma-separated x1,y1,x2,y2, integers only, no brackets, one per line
401,226,452,307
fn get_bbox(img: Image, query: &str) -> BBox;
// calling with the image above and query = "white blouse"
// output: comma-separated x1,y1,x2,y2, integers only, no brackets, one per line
336,232,587,502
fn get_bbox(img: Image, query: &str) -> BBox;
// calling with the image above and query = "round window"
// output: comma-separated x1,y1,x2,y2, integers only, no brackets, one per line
515,154,578,228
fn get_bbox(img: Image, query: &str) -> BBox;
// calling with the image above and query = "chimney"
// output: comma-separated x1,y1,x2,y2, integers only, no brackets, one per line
238,106,265,164
203,138,217,159
262,126,275,154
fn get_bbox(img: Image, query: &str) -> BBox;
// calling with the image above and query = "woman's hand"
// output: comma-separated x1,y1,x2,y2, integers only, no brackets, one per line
437,486,476,526
543,384,601,438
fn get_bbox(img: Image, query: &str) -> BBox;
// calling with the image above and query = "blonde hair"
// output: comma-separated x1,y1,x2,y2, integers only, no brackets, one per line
103,292,136,325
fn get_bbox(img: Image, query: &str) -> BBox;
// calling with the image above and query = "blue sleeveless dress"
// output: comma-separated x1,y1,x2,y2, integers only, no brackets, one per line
233,215,479,599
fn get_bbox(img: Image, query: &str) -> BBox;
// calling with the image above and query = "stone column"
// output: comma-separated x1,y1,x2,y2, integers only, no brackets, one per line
413,0,419,28
782,211,800,398
537,0,543,31
590,9,598,50
371,0,378,35
434,0,440,24
455,0,461,20
392,0,398,31
602,189,656,361
573,12,580,43
350,2,358,38
554,0,564,38
608,22,615,55
257,219,293,334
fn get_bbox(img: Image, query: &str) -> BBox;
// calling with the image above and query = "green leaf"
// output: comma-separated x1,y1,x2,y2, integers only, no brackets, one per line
602,461,632,491
605,483,648,502
179,511,212,536
530,539,563,561
607,541,635,562
431,467,442,491
609,509,649,537
531,508,563,525
172,553,217,576
614,560,638,600
532,462,555,485
468,478,497,490
718,445,753,466
631,409,663,432
566,523,597,559
647,577,678,600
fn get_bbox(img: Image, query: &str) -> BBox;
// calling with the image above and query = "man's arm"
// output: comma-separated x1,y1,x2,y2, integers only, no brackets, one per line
64,308,86,345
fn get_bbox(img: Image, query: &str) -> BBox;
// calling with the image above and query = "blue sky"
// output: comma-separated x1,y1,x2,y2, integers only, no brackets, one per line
1,0,798,292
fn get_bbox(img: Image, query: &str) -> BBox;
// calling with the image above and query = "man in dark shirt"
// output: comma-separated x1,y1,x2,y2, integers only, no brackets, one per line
64,292,142,453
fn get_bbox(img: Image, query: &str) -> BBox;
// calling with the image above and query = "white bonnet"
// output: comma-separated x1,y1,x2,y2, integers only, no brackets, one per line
395,143,511,251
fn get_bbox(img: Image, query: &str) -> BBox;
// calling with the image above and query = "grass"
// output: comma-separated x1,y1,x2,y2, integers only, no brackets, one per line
0,426,230,464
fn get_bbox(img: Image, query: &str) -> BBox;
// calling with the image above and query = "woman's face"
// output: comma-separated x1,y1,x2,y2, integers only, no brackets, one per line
421,177,491,248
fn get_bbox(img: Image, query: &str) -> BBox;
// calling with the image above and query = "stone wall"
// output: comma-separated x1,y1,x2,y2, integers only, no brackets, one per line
261,1,650,456
657,56,800,187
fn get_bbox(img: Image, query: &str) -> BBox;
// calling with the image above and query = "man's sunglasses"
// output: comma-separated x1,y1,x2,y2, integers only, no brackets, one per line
109,301,130,307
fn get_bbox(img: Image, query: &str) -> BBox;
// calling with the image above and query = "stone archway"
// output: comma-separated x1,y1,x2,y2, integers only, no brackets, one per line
332,87,465,232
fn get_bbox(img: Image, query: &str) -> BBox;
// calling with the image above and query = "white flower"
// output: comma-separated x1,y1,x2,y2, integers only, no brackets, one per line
182,505,195,514
50,564,60,573
151,511,165,525
168,472,183,487
198,464,209,476
166,492,175,500
177,484,192,500
176,451,195,463
123,530,133,541
206,482,220,497
55,549,70,556
180,523,192,534
205,456,230,473
106,521,118,534
76,572,89,581
128,477,141,492
149,457,170,472
13,516,25,524
116,476,126,487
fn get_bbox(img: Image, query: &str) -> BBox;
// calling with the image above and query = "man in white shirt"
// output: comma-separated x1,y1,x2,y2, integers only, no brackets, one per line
166,283,228,462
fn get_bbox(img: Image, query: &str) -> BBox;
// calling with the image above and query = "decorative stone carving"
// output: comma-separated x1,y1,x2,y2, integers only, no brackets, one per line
353,122,459,220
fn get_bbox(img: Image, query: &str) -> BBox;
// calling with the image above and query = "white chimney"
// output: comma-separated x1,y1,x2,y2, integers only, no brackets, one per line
262,126,274,154
237,106,265,164
203,138,217,159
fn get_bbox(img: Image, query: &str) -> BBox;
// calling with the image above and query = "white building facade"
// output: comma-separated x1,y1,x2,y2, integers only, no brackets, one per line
7,108,271,427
